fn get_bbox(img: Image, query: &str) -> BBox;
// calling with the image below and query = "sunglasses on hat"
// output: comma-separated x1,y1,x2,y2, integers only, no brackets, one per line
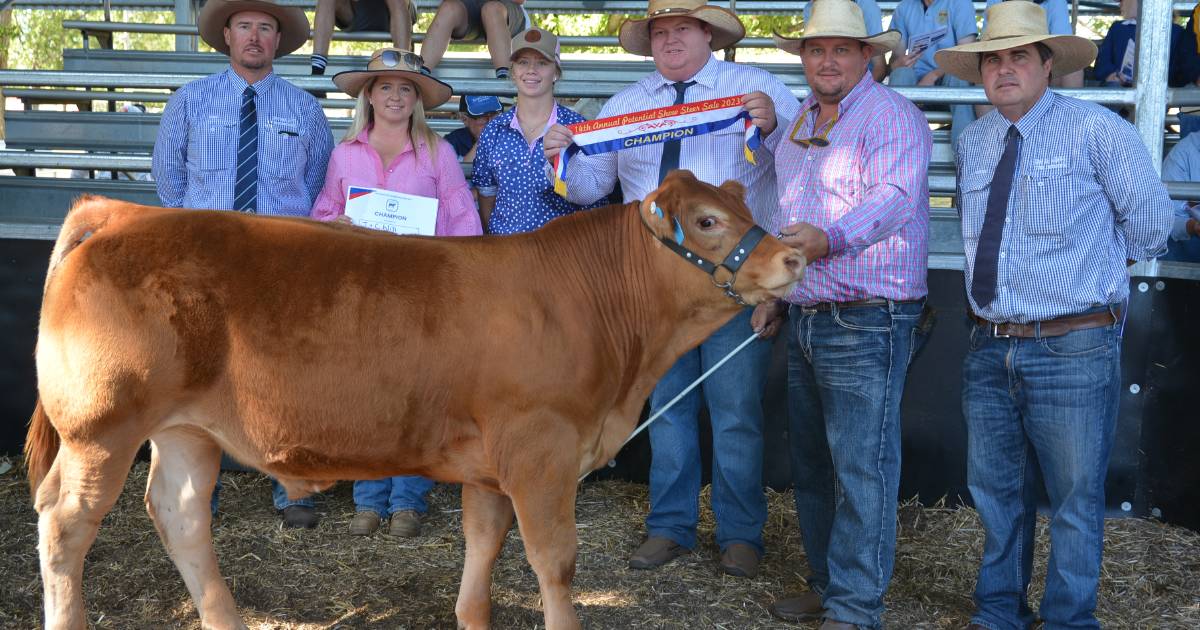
374,49,430,75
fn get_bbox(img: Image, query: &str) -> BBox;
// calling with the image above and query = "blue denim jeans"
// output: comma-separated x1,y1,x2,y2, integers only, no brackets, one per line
353,475,436,516
646,308,772,554
889,67,976,149
963,320,1121,630
787,299,925,629
210,476,315,515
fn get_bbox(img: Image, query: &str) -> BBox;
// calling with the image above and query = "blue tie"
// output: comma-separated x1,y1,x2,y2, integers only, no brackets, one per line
971,125,1021,309
658,80,696,184
234,86,258,213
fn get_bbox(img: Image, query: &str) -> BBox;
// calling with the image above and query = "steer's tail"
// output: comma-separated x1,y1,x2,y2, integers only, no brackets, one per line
25,398,60,495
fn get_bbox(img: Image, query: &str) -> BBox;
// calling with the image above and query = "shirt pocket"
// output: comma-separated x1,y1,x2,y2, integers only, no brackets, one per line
188,117,237,171
1019,164,1071,238
957,169,992,242
260,117,306,180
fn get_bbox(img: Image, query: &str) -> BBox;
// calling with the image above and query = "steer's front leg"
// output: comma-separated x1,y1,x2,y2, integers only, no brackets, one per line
506,464,582,630
455,484,515,629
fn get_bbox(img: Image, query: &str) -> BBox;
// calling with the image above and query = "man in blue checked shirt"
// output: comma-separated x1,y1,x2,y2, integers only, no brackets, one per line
151,0,334,529
152,0,333,218
936,3,1171,629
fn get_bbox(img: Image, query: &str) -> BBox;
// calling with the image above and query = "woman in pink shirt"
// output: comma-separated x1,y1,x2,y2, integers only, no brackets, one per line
313,48,482,537
312,48,482,240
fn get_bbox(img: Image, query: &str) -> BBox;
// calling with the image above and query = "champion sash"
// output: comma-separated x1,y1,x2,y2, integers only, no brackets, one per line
552,94,762,197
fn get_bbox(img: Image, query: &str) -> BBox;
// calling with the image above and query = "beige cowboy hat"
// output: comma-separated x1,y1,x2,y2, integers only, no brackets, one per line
198,0,310,58
618,0,746,57
332,48,454,109
934,0,1097,84
773,0,901,55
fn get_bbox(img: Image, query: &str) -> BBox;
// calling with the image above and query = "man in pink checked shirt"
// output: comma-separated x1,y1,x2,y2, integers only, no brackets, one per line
743,1,932,628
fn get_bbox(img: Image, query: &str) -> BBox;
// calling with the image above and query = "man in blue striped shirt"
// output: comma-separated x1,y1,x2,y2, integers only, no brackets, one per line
152,0,333,217
936,3,1171,629
151,0,334,528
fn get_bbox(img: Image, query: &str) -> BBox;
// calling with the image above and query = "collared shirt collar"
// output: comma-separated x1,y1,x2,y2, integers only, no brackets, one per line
647,54,719,93
507,101,560,136
797,69,875,121
224,66,278,96
1010,87,1055,138
352,124,422,156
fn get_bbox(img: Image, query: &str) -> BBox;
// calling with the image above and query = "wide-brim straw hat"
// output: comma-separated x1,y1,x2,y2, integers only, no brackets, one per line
332,49,454,109
773,0,901,55
935,0,1097,84
618,0,746,57
198,0,310,58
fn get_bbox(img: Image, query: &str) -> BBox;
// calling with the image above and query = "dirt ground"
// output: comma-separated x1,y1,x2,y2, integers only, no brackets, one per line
2,456,1198,629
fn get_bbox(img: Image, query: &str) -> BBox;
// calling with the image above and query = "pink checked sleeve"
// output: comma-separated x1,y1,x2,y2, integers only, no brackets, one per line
432,139,483,237
310,143,351,221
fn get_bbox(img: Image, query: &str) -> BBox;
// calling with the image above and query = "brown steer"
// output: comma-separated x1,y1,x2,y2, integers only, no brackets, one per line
25,170,804,629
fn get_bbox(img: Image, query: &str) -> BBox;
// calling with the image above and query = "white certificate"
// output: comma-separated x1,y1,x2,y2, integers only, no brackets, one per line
908,27,948,55
344,185,439,236
1119,40,1136,83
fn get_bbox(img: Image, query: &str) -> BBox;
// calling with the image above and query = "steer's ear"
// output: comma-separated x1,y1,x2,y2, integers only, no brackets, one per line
639,193,679,244
718,179,747,202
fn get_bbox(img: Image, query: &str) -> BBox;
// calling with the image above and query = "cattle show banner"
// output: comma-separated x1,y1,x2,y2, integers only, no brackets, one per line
552,94,762,196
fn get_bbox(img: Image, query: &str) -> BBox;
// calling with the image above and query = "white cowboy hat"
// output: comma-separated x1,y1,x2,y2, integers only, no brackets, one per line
934,0,1097,84
618,0,746,57
198,0,310,59
332,48,454,109
773,0,901,55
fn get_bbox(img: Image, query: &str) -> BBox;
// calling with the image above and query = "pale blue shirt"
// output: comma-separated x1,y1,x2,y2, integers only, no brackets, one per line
559,56,800,227
891,0,979,81
152,68,334,216
984,0,1072,36
1161,131,1200,242
955,89,1172,323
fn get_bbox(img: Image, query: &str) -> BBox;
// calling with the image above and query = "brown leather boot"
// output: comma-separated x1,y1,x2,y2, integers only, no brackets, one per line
348,511,382,536
387,510,422,537
628,536,689,570
718,543,760,578
769,591,824,622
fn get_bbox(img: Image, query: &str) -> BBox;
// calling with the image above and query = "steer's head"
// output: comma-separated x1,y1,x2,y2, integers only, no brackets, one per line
640,170,805,306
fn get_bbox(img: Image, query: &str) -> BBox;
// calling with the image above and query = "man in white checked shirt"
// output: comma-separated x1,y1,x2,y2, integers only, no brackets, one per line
544,0,799,579
151,0,334,528
936,4,1171,629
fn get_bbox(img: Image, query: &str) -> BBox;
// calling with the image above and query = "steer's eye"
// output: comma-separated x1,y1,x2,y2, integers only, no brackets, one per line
698,217,717,230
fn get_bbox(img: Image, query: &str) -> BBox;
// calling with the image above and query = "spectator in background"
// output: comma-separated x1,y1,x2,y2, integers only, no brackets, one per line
802,0,889,81
421,0,531,78
1094,0,1182,87
1171,2,1200,87
447,94,504,161
312,48,482,536
472,28,603,233
889,0,978,146
984,0,1082,87
544,0,800,580
1160,131,1200,261
311,0,418,77
152,0,334,528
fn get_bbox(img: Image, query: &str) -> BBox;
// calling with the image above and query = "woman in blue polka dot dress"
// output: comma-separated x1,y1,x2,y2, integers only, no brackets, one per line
471,27,605,233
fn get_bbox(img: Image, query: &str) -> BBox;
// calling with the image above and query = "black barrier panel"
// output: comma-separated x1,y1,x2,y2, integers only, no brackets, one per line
1,239,52,456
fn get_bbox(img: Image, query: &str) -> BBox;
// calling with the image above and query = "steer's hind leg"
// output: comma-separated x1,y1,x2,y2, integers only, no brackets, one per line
35,439,139,630
145,427,245,630
455,484,515,630
507,468,581,630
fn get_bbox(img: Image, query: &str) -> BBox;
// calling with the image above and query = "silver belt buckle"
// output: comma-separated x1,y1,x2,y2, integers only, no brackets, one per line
991,322,1010,339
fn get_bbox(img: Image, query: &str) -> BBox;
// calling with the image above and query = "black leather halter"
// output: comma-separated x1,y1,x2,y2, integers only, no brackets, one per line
646,201,771,307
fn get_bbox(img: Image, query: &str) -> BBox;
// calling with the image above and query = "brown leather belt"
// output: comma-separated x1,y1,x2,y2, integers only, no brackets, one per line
971,308,1120,339
804,298,924,312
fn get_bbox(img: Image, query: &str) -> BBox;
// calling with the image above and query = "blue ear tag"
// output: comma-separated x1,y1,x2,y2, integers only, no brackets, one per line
651,202,664,219
673,218,685,245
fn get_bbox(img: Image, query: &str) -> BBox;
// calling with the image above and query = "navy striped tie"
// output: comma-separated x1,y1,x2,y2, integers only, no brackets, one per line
234,86,258,213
